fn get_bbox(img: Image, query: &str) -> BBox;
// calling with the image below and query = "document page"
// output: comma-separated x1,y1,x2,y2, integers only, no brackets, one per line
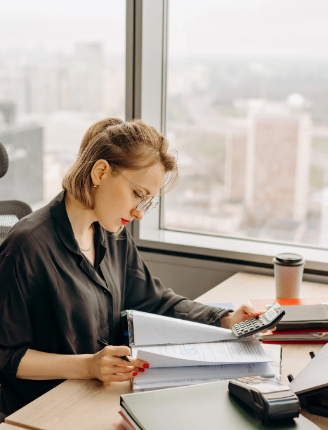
133,338,271,367
133,379,228,392
134,361,275,385
131,310,236,346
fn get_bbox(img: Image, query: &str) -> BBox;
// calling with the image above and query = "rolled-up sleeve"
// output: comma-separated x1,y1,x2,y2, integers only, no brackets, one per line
124,235,232,327
0,255,32,382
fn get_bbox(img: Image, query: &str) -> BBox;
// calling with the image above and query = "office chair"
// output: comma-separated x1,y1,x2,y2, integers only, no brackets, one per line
0,142,33,421
0,141,32,243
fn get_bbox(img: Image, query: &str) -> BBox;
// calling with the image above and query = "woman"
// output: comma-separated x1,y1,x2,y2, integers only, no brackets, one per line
0,118,258,415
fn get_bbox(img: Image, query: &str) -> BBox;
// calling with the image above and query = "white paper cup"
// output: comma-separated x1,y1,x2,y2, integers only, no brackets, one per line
273,253,305,299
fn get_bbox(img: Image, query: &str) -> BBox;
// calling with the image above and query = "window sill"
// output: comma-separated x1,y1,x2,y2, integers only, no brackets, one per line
135,224,328,274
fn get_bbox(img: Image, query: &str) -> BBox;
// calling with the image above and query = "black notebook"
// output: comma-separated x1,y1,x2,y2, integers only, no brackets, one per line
277,304,328,330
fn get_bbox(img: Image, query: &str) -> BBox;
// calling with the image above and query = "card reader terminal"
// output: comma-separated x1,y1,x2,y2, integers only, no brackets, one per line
229,376,300,423
232,302,285,339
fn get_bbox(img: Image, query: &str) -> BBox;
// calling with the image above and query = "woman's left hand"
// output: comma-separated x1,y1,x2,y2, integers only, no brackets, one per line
219,304,262,330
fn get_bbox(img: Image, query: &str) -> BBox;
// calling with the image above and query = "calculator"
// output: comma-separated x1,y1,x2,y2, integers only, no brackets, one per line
232,302,285,338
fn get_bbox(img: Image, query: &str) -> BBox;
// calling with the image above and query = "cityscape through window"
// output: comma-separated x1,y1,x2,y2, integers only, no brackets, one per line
164,0,328,248
0,1,126,209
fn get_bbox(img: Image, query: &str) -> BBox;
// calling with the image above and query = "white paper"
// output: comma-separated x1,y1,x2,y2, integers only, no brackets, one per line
133,338,271,367
133,379,228,392
134,361,275,385
131,310,236,346
133,375,280,393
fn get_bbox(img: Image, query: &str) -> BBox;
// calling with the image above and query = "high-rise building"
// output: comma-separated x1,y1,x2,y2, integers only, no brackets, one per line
69,43,104,112
245,100,312,225
224,120,248,202
0,124,44,205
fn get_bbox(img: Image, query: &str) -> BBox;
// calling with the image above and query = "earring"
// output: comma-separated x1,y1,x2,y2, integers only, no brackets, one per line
93,185,98,188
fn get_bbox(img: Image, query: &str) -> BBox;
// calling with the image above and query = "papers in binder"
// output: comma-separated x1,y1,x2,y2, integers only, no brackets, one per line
133,338,271,367
125,310,279,393
131,310,236,346
135,361,275,384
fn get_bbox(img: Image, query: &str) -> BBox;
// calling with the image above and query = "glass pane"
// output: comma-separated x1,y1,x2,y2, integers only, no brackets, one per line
165,0,328,247
0,1,125,209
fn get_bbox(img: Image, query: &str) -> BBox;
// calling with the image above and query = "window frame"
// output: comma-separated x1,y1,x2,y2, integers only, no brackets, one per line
126,0,328,276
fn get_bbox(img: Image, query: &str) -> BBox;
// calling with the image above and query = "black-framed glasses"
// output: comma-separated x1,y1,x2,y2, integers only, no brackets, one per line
110,165,158,215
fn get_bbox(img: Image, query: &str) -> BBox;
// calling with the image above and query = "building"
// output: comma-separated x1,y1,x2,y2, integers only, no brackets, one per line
224,119,248,202
0,124,44,205
245,100,312,226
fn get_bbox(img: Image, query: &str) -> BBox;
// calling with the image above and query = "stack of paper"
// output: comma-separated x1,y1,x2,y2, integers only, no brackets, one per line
127,311,279,392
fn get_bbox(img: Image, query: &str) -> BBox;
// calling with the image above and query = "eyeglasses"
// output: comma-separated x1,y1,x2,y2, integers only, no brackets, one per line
110,165,158,215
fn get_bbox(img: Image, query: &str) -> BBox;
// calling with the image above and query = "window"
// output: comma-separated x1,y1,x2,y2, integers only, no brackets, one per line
164,0,328,249
0,0,125,209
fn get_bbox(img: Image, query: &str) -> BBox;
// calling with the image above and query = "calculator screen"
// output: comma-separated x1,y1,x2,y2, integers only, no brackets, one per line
265,303,281,321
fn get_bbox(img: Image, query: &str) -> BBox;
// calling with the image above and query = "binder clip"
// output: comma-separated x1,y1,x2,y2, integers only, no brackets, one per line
289,348,328,417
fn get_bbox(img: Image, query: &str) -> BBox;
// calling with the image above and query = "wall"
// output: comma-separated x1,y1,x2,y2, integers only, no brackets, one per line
140,251,328,300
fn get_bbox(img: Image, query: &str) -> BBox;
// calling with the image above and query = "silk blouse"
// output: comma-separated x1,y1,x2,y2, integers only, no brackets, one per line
0,191,231,414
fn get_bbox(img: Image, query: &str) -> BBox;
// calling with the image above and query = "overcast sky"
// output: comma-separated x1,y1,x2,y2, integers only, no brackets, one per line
0,0,126,56
0,0,327,59
169,0,328,59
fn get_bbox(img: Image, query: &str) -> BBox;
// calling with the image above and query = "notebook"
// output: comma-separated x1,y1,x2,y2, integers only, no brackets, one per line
277,304,328,330
120,380,319,430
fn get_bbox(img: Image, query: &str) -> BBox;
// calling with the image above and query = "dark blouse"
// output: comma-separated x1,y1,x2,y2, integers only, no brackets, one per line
0,191,230,414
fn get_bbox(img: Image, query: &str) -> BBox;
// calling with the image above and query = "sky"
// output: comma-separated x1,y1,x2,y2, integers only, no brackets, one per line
0,0,126,56
169,0,328,59
0,0,328,59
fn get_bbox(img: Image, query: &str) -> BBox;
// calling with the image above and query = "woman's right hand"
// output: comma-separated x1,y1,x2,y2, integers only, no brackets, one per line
88,345,149,383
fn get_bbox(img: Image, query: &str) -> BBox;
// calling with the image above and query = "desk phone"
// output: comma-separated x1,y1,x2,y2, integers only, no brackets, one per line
232,302,285,338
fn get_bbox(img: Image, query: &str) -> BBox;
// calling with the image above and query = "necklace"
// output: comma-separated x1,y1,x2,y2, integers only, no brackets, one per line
79,224,95,252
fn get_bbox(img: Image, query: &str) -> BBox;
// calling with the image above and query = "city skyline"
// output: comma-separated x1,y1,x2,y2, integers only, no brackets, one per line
1,40,328,247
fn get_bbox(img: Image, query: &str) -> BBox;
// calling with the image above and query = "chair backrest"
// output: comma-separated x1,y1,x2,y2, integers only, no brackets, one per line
0,142,9,179
0,142,32,244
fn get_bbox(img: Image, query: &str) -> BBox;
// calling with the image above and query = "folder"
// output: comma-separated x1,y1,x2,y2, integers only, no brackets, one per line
124,310,276,392
120,380,319,430
289,343,328,416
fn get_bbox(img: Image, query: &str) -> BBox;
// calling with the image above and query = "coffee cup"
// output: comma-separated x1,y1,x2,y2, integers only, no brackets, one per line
273,253,305,299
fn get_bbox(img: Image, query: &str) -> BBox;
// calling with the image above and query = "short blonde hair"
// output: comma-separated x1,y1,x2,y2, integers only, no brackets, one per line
62,118,178,210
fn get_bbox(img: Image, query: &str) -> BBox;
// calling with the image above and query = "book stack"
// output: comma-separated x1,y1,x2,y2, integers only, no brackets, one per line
124,310,281,393
250,299,328,344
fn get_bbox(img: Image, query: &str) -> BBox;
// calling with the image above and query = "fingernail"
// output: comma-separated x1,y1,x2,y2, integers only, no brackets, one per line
139,368,145,372
143,363,149,369
133,372,138,376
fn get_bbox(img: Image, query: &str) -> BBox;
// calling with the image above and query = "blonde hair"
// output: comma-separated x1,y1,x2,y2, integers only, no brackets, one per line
62,118,178,236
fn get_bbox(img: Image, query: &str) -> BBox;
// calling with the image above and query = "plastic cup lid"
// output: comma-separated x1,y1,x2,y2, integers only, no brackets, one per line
273,253,304,265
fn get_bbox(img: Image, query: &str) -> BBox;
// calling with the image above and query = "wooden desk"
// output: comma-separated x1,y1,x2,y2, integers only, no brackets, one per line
5,272,328,430
0,425,19,429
